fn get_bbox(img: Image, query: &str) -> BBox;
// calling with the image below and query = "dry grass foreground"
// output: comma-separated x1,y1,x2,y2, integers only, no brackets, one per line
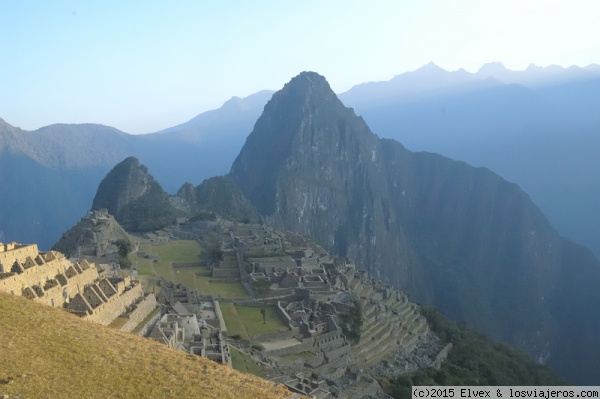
0,292,291,399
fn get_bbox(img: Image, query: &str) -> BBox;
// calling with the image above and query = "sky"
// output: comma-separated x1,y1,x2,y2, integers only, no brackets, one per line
1,0,599,134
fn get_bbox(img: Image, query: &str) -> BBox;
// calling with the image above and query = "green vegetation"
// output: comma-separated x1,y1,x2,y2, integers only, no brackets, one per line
108,316,129,329
208,282,248,298
220,302,249,340
220,303,288,339
388,308,564,399
132,307,160,334
134,239,248,298
253,279,271,297
340,299,363,341
153,239,201,263
253,279,271,324
230,347,265,378
235,305,288,336
114,238,132,269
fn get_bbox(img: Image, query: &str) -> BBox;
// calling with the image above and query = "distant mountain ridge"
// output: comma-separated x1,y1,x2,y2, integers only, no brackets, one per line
2,61,600,257
340,62,600,105
0,91,268,249
338,63,600,257
230,71,600,384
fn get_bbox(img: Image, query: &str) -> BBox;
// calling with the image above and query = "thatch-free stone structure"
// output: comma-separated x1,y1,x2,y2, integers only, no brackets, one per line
0,241,154,326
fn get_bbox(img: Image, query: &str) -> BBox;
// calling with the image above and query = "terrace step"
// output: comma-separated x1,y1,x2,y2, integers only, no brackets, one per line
363,331,402,365
362,302,377,318
359,325,393,355
357,320,390,348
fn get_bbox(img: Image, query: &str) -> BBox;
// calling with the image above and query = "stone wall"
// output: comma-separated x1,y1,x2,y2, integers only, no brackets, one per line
0,243,39,269
0,247,99,309
137,309,162,337
213,300,227,336
85,283,144,325
1,254,72,295
277,301,293,328
324,345,349,363
121,293,158,332
315,330,345,350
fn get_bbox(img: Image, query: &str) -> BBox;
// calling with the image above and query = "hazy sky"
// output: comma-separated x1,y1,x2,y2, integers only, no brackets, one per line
1,1,598,134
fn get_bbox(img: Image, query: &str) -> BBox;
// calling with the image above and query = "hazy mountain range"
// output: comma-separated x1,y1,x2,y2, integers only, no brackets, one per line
2,62,598,259
339,62,600,258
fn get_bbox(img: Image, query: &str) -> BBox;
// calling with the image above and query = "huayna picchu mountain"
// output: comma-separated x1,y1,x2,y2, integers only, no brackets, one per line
230,71,600,384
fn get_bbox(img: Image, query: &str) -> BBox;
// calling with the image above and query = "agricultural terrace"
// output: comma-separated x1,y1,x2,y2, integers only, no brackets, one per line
134,238,248,298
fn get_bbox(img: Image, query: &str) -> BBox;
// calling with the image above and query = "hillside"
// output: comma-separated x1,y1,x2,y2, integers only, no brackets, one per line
0,91,268,249
230,71,600,384
339,64,600,258
0,292,290,399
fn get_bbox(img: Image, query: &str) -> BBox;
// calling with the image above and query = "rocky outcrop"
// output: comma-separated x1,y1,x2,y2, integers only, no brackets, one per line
170,177,260,223
52,209,132,258
230,71,600,383
91,157,179,231
92,157,156,215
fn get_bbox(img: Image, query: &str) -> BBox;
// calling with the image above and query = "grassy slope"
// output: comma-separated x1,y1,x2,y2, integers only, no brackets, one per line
220,303,289,340
0,293,290,399
135,239,248,298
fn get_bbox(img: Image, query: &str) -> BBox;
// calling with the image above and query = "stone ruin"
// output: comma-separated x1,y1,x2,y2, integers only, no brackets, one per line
0,241,155,327
151,281,231,367
52,209,132,258
224,224,432,398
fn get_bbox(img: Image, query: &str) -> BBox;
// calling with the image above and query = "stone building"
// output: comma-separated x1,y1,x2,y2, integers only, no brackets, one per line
149,300,231,367
0,241,154,327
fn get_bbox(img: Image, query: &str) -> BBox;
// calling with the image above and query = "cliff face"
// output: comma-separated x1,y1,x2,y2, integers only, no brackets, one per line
92,157,154,214
91,157,178,231
230,72,600,383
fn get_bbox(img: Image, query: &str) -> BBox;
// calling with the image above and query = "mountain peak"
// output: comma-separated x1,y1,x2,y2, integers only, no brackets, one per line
408,62,448,77
91,157,177,231
418,61,444,71
289,70,329,85
230,71,370,215
279,71,334,99
477,61,508,75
